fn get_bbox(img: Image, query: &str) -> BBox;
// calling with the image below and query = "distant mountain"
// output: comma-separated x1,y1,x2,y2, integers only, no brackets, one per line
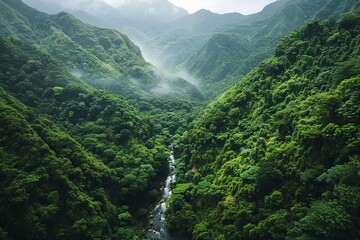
116,0,188,26
186,0,360,98
167,0,291,34
124,0,292,74
170,9,246,34
21,0,291,73
17,0,360,101
22,0,188,30
20,0,292,83
0,0,202,101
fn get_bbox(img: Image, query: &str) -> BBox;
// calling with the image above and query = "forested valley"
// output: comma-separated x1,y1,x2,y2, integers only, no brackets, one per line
0,0,359,239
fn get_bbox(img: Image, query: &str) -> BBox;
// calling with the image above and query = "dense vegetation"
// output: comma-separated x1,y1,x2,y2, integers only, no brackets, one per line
0,0,205,238
169,11,360,239
0,29,189,238
1,0,360,239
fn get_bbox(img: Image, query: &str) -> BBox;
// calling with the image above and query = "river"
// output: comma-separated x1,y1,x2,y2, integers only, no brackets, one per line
147,150,176,240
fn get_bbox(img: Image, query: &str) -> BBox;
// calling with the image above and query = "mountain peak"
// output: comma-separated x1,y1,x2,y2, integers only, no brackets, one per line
194,9,214,14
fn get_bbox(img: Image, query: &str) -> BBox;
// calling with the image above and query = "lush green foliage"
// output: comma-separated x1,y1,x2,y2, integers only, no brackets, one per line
0,34,180,239
170,12,360,239
0,88,142,239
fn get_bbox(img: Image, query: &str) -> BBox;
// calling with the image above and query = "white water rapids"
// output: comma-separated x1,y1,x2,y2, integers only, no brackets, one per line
147,151,176,240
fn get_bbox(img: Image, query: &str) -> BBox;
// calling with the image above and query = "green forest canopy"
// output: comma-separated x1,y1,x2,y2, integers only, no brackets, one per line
168,10,360,240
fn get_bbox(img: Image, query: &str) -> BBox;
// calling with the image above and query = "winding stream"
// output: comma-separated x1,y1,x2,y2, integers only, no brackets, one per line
147,150,176,240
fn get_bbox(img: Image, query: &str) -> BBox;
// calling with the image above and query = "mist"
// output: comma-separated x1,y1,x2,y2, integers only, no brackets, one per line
133,40,164,69
174,70,199,87
104,0,155,8
71,68,84,78
22,0,116,15
122,28,201,94
150,82,172,96
23,0,201,97
138,42,201,90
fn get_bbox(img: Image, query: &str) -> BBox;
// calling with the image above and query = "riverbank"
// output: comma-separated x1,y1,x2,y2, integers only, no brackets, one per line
147,151,176,240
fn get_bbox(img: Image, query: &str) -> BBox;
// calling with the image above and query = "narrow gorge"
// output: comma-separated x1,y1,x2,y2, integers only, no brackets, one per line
147,149,176,240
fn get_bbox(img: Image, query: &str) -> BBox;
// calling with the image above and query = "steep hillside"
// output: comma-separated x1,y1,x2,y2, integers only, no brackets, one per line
0,0,202,101
169,11,360,239
187,0,360,98
0,36,175,239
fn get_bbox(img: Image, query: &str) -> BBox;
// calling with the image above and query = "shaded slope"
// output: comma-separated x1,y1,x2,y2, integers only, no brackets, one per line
0,87,133,239
170,11,360,239
0,36,176,239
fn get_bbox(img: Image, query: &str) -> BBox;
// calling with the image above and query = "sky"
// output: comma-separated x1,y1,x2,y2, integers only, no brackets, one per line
103,0,279,15
168,0,278,14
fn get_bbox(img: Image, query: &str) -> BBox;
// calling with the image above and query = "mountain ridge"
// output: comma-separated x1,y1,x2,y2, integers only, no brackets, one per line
186,0,360,98
0,0,203,102
22,0,189,30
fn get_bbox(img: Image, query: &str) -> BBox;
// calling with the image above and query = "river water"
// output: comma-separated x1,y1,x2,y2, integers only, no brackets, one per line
147,151,176,240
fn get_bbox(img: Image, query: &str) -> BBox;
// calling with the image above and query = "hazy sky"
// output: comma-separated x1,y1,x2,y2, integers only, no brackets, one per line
168,0,278,14
169,0,276,14
103,0,278,15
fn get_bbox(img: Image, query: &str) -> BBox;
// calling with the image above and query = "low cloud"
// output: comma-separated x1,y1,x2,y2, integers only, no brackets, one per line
175,69,199,87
